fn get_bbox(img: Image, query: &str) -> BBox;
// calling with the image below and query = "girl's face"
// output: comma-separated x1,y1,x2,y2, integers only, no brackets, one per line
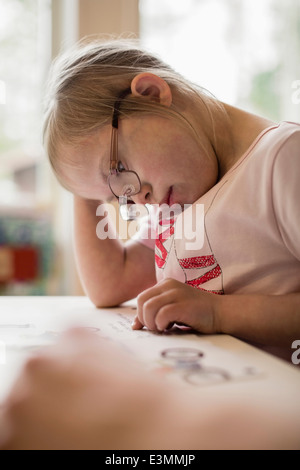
59,114,219,206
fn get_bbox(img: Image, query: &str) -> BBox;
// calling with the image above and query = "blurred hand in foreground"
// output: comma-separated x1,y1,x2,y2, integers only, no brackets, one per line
0,329,299,450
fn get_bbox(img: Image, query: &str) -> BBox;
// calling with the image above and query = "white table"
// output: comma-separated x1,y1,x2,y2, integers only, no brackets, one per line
0,296,299,420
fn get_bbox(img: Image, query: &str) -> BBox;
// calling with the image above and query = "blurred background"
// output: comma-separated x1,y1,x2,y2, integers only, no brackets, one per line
0,0,299,296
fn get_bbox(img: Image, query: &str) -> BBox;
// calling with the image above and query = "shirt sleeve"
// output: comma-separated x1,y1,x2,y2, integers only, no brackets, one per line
272,129,300,261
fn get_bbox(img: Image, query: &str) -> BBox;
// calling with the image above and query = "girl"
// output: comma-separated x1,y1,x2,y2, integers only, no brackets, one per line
43,38,300,360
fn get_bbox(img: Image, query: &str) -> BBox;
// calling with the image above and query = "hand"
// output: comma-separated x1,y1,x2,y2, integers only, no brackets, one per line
0,329,179,450
132,278,221,333
0,328,299,449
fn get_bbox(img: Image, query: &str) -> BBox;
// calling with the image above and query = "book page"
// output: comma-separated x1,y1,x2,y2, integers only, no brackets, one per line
0,299,264,401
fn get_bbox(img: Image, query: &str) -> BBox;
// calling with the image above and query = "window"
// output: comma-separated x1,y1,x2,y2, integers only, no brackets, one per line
0,0,51,206
0,0,54,295
139,0,300,122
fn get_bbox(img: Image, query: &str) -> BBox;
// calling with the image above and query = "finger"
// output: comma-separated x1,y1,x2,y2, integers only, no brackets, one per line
136,283,165,326
155,302,194,332
142,290,177,331
131,315,144,330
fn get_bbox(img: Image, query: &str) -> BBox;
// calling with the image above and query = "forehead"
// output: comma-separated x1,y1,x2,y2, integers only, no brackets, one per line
56,129,114,201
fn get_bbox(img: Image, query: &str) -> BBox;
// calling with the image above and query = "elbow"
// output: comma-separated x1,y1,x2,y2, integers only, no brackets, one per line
84,285,132,309
93,297,122,309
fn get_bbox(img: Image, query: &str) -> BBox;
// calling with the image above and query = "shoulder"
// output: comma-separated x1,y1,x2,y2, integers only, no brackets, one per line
263,121,300,153
271,122,300,182
222,121,300,178
270,123,300,259
247,121,300,173
271,122,300,167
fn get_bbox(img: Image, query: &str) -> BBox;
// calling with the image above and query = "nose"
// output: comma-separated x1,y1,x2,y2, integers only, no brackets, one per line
131,183,152,205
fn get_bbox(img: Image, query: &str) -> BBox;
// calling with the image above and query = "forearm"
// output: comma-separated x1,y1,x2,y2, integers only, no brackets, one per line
217,293,300,347
74,196,125,305
73,196,156,306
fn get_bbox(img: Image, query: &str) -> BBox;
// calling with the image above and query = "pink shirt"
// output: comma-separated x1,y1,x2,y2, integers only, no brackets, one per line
134,122,300,296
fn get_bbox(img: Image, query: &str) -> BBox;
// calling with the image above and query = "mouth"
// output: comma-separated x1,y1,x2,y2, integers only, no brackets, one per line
159,186,173,206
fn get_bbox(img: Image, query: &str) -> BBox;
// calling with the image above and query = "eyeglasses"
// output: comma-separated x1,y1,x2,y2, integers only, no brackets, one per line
107,89,142,220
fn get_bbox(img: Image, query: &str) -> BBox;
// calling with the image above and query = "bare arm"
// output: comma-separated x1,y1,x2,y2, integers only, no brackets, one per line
134,279,300,349
73,196,156,307
218,292,300,348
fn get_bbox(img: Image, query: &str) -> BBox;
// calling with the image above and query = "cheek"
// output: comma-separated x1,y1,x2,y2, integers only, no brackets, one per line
132,155,162,181
59,167,111,201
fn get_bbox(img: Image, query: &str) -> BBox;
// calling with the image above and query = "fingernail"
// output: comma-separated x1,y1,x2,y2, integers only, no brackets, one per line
131,317,140,330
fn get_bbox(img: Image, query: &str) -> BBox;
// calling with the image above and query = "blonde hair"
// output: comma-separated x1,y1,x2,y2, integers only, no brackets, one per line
43,37,226,188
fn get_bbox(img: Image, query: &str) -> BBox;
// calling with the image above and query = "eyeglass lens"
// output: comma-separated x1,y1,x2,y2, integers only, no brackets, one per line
109,170,140,199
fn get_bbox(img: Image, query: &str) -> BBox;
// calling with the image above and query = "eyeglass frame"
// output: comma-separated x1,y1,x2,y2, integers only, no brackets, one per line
107,88,142,201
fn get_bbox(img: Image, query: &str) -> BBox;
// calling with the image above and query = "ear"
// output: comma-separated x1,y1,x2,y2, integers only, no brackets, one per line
130,73,172,107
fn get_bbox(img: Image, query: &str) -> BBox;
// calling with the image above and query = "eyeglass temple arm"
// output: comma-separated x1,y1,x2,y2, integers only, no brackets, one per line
110,87,131,172
112,87,132,129
110,127,118,172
